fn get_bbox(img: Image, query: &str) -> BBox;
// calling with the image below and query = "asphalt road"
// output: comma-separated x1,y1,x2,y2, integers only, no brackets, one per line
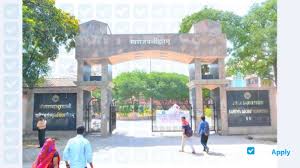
23,120,277,168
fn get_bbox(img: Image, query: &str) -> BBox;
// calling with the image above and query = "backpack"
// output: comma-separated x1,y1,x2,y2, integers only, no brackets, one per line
185,125,193,137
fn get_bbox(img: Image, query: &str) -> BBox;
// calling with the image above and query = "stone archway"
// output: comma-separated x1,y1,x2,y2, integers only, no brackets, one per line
75,19,229,136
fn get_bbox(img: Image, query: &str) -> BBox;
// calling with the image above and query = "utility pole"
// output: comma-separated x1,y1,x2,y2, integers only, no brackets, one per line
149,56,152,73
149,56,152,112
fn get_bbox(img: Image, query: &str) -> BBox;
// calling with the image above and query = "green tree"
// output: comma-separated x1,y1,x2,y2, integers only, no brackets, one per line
179,7,243,50
202,88,210,99
91,88,101,99
113,71,190,110
179,0,277,85
227,0,277,84
144,72,189,110
23,0,79,88
113,71,147,111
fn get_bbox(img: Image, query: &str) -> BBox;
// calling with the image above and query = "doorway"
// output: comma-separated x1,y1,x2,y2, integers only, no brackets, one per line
203,87,221,132
85,98,102,133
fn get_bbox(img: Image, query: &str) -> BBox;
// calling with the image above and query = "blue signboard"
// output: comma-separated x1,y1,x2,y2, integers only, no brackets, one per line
33,93,77,130
227,90,271,127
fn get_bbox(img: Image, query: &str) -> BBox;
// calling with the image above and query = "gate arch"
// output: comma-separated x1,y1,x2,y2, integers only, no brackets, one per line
77,19,229,136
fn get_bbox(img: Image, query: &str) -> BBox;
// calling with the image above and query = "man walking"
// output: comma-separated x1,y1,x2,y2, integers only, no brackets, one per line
198,115,210,153
179,116,196,154
63,126,94,168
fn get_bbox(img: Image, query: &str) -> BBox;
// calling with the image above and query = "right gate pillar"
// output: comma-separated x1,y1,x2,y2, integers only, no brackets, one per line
219,85,228,135
188,58,204,131
188,56,229,134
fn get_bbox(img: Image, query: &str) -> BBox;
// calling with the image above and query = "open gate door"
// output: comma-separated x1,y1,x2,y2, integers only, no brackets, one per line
85,98,102,133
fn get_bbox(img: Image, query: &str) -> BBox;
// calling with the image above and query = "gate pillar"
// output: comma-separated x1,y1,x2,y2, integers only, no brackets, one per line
100,87,112,137
189,58,204,130
194,86,203,129
77,88,84,127
99,59,113,137
219,85,228,135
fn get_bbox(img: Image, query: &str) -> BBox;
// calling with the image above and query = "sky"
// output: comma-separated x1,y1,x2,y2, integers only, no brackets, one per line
48,0,266,79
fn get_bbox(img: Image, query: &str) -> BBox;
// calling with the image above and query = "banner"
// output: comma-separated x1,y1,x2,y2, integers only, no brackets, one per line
155,104,190,131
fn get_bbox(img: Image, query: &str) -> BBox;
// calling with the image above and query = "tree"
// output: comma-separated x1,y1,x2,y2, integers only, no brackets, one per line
144,72,189,109
23,0,79,88
91,88,101,99
113,71,147,111
179,7,243,50
113,71,190,110
227,0,277,84
179,0,277,85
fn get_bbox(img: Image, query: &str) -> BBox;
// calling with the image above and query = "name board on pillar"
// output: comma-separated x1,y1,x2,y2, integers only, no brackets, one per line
226,90,271,127
33,93,77,130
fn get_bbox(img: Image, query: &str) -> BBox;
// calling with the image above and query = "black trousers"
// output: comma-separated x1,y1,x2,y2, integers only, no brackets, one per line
38,129,46,147
201,134,208,149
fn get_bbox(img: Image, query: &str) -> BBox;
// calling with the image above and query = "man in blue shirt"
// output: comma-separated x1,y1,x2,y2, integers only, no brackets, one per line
198,115,210,153
63,126,94,168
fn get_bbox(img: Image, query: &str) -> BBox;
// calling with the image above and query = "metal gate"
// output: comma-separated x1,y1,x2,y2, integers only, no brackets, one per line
109,101,117,133
204,97,222,132
85,98,102,133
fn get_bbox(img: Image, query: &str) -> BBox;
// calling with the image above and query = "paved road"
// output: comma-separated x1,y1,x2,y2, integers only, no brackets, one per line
23,120,277,168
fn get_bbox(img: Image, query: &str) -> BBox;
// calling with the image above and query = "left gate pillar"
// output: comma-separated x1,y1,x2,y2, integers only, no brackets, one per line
76,88,85,128
100,59,113,137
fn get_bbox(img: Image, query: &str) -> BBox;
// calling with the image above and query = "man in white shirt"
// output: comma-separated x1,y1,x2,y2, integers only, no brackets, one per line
36,115,47,148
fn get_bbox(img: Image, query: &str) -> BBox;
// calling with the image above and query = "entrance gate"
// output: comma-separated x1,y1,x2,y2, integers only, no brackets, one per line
76,19,229,135
85,98,102,133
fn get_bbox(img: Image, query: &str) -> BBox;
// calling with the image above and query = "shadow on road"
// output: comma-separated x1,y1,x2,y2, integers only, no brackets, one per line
207,151,225,157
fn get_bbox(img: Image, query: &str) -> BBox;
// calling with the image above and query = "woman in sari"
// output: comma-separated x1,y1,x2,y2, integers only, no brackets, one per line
32,138,60,168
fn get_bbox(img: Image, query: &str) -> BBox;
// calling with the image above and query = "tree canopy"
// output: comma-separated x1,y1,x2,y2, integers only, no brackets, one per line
23,0,79,88
113,71,190,108
179,0,277,85
113,71,147,104
145,72,189,109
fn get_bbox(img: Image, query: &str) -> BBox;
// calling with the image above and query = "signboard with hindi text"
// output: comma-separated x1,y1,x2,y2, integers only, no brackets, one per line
33,93,77,130
227,90,271,127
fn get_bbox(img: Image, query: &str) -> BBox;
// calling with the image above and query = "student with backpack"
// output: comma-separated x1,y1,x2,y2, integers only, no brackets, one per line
179,116,196,154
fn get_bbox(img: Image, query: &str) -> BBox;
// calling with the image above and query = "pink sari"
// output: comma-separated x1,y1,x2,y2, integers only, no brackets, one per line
32,138,60,168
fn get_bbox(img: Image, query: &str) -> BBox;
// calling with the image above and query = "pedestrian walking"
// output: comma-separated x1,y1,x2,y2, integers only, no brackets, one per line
198,115,210,153
63,126,93,168
32,138,60,168
179,116,196,154
36,115,47,148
